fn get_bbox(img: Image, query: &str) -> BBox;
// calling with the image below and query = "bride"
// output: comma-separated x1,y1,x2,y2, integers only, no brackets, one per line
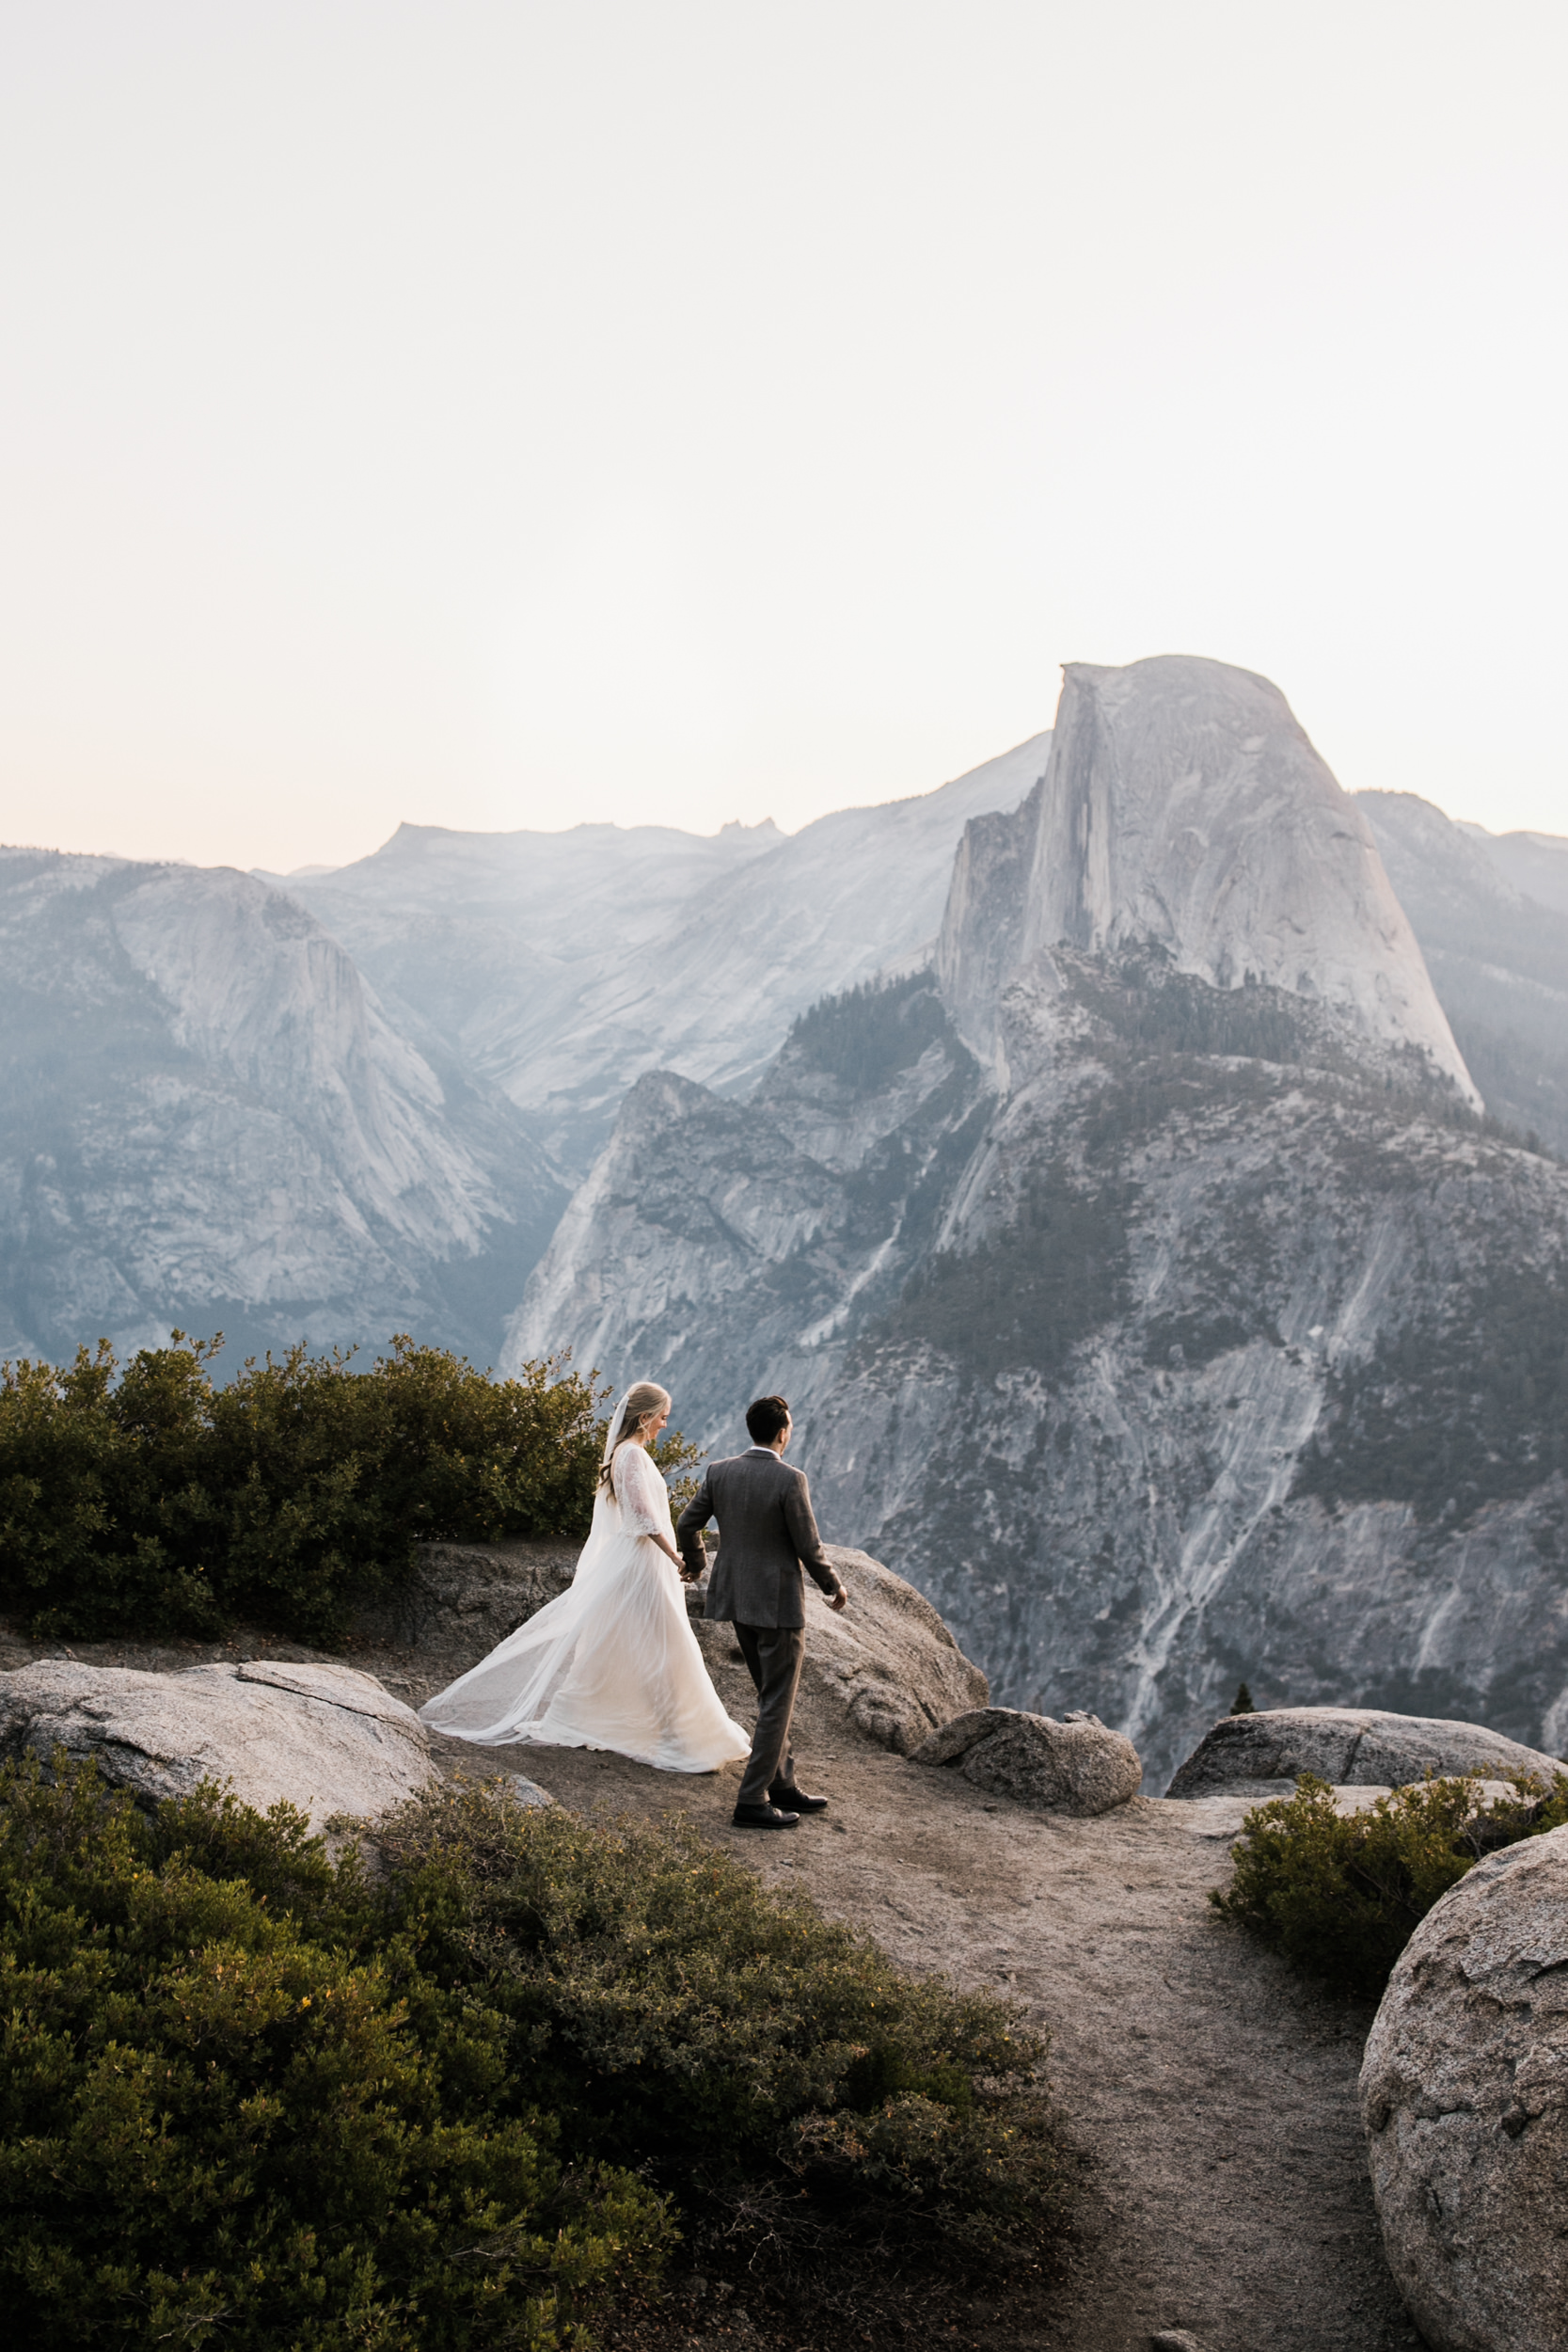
419,1381,750,1772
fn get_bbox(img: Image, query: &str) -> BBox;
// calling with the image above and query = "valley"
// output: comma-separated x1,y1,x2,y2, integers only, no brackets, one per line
5,653,1568,1783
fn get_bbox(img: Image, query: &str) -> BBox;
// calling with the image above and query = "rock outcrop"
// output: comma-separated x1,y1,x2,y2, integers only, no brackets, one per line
942,657,1475,1101
506,1773,555,1808
768,1544,990,1755
1360,1823,1568,2352
1166,1708,1565,1800
913,1706,1142,1814
372,1538,579,1652
0,1658,435,1827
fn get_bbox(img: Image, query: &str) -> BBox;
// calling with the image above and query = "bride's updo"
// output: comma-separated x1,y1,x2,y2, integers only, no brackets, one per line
597,1380,672,1489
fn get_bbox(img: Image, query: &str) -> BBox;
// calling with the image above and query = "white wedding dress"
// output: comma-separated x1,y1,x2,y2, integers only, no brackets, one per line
419,1439,750,1772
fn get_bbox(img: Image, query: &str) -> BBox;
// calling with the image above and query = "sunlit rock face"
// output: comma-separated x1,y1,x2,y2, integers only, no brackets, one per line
508,658,1568,1791
0,850,563,1366
943,656,1476,1104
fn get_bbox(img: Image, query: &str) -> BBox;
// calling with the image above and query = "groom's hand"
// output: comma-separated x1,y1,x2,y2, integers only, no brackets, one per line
829,1587,848,1613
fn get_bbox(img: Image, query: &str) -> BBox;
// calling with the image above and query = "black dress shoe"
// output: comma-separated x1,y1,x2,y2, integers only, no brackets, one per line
733,1802,799,1829
769,1786,828,1813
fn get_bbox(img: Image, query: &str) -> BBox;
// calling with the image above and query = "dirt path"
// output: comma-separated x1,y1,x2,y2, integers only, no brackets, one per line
420,1651,1422,2352
2,1605,1423,2352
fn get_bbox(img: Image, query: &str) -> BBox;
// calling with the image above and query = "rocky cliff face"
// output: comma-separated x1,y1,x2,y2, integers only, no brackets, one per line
510,974,990,1402
1356,789,1568,1154
270,816,784,1175
0,739,1050,1370
0,850,563,1365
944,658,1475,1102
285,737,1050,1173
511,658,1568,1790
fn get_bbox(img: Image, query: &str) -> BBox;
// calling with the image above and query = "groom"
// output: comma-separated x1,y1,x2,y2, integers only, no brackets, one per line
676,1394,848,1829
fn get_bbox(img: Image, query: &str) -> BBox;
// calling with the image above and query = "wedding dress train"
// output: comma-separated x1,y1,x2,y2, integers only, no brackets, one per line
419,1438,750,1772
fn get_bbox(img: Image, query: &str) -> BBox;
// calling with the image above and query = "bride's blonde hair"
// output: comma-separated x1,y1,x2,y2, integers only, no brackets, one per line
597,1380,672,1490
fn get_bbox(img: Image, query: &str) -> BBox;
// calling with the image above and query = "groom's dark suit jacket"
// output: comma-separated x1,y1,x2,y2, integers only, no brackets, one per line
676,1447,846,1629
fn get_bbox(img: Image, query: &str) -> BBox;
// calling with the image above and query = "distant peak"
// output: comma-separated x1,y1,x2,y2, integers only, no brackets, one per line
940,652,1479,1104
719,817,784,839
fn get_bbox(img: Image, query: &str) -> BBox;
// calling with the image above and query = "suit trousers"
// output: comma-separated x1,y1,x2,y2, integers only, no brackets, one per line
733,1621,805,1808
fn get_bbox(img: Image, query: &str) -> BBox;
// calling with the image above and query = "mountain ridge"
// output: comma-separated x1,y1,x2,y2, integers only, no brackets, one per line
1355,788,1568,1154
7,666,1567,1453
0,848,563,1367
280,736,1051,1173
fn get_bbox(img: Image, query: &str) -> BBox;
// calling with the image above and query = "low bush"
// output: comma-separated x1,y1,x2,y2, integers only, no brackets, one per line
0,1765,1065,2350
0,1335,697,1645
1211,1769,1568,2000
0,1757,668,2351
375,1783,1063,2280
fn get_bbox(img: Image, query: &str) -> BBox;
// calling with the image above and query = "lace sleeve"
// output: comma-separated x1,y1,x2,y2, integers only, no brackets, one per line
612,1443,672,1537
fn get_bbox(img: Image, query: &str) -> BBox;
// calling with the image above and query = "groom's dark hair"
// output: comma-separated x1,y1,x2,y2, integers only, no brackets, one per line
745,1394,790,1445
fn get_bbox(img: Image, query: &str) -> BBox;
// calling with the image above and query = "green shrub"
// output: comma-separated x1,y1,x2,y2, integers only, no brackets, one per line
372,1784,1061,2275
0,1756,669,2351
0,1767,1064,2348
0,1335,697,1645
1211,1769,1568,2000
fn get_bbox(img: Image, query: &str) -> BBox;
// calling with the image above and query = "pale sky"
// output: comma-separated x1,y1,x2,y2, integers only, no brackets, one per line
1,1,1564,872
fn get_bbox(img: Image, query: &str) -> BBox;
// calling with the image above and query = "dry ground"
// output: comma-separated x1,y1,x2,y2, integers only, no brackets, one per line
1,1561,1425,2352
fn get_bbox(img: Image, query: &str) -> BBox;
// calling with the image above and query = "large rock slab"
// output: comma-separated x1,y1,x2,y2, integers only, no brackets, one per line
1360,1822,1568,2352
1165,1707,1563,1800
0,1658,435,1828
912,1706,1142,1815
794,1545,990,1754
691,1545,990,1756
690,1543,987,1750
1013,656,1474,1092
